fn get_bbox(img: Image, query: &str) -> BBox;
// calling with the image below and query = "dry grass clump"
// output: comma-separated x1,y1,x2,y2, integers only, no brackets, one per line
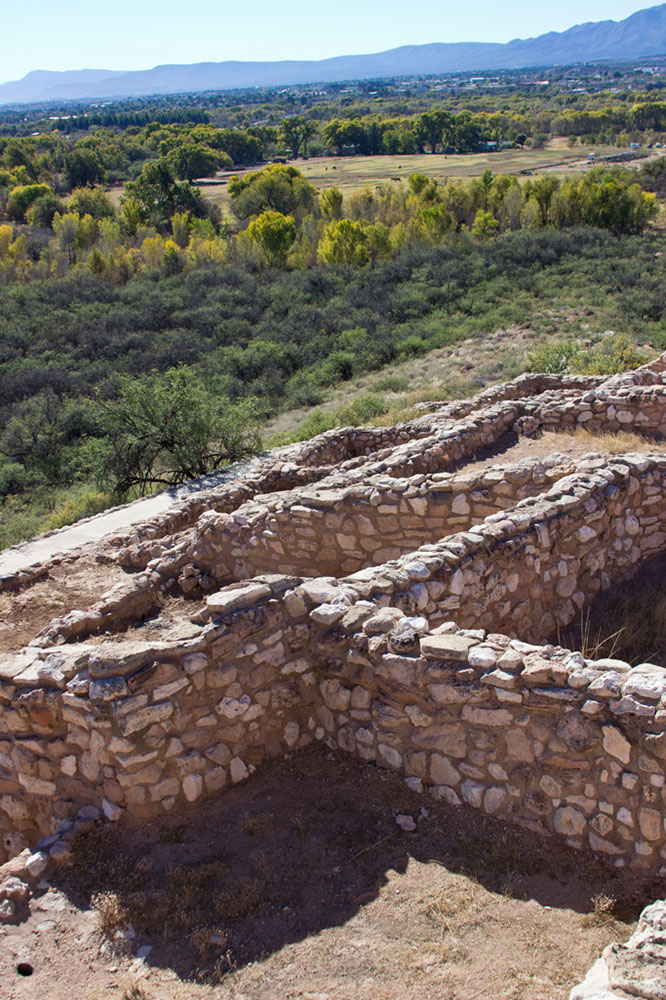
582,893,618,929
570,428,666,455
215,877,262,922
558,554,666,667
189,925,228,960
243,811,274,837
92,891,130,936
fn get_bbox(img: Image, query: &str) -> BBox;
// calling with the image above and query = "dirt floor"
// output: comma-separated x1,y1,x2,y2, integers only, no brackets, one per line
0,557,126,654
1,744,659,1000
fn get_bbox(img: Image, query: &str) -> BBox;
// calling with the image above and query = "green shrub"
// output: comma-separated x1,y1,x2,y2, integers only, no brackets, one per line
43,488,114,531
526,340,580,374
573,334,649,375
373,374,410,393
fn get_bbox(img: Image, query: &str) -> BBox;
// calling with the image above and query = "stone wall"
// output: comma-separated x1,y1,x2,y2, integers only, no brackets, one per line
331,454,666,643
4,357,666,876
0,576,317,847
2,582,666,869
183,454,579,583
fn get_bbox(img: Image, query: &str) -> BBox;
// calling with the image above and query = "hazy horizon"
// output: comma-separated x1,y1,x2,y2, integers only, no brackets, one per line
2,0,658,84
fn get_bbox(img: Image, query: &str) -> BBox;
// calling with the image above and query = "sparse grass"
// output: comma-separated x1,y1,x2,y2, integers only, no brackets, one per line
243,811,274,837
558,551,666,666
558,609,626,661
214,877,262,922
373,374,410,393
582,894,618,929
92,891,131,936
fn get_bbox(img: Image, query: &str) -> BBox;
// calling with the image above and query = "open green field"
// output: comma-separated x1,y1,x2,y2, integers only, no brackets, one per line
200,142,630,215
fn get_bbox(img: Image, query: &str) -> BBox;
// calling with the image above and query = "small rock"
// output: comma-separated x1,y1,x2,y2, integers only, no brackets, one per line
102,798,123,823
49,840,71,863
0,898,16,923
25,852,49,879
395,814,417,832
1,877,29,901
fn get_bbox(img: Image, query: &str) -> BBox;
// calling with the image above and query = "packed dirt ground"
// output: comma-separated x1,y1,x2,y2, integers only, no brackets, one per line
1,745,659,1000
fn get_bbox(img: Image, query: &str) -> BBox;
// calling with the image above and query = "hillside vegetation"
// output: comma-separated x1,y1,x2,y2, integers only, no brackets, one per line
1,77,666,547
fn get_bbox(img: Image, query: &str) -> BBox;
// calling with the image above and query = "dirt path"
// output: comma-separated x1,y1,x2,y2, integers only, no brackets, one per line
0,458,264,579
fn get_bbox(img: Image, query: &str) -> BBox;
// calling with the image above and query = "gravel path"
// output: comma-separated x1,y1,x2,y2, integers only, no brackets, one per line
0,458,264,577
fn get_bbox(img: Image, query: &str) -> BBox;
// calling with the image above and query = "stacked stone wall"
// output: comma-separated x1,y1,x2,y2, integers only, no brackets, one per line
4,357,666,880
187,455,578,583
2,580,666,868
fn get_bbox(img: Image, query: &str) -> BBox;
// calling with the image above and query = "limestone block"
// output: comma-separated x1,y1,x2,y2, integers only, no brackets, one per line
553,806,586,837
310,604,346,626
462,707,512,727
229,758,250,784
430,754,460,787
624,669,666,702
505,729,535,763
405,704,432,728
419,635,478,661
413,725,467,758
183,774,203,802
638,808,662,842
320,679,351,712
467,646,498,670
283,721,300,747
461,780,484,808
484,787,507,814
602,726,632,765
150,778,179,801
206,584,271,616
216,695,251,719
117,700,174,736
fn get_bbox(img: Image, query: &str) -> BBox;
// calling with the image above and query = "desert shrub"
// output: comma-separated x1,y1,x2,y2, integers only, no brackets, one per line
526,340,580,374
43,488,114,531
373,374,410,392
573,334,649,375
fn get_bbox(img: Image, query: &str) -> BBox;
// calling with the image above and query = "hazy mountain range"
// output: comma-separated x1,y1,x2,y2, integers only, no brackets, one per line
1,3,666,106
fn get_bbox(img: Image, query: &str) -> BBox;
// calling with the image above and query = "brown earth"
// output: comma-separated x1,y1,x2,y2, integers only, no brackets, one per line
0,745,658,1000
0,557,126,654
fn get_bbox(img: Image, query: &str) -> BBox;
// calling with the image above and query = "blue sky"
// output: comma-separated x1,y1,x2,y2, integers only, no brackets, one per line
2,0,657,82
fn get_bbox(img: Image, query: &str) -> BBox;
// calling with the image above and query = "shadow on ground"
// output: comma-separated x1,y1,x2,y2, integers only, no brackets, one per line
51,744,661,983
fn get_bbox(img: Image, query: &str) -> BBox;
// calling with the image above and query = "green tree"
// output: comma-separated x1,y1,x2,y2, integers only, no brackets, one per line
64,148,106,189
168,144,226,181
526,174,560,226
26,191,65,228
6,183,53,222
228,164,317,220
278,117,318,159
245,210,296,266
320,186,343,219
68,186,115,220
416,110,454,153
123,160,205,228
318,219,369,266
471,209,500,240
97,366,262,495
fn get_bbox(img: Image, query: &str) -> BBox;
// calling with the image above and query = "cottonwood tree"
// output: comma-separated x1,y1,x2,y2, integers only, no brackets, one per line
245,210,296,266
318,219,369,266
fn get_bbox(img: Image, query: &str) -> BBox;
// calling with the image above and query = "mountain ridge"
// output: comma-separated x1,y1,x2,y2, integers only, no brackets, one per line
1,4,666,106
